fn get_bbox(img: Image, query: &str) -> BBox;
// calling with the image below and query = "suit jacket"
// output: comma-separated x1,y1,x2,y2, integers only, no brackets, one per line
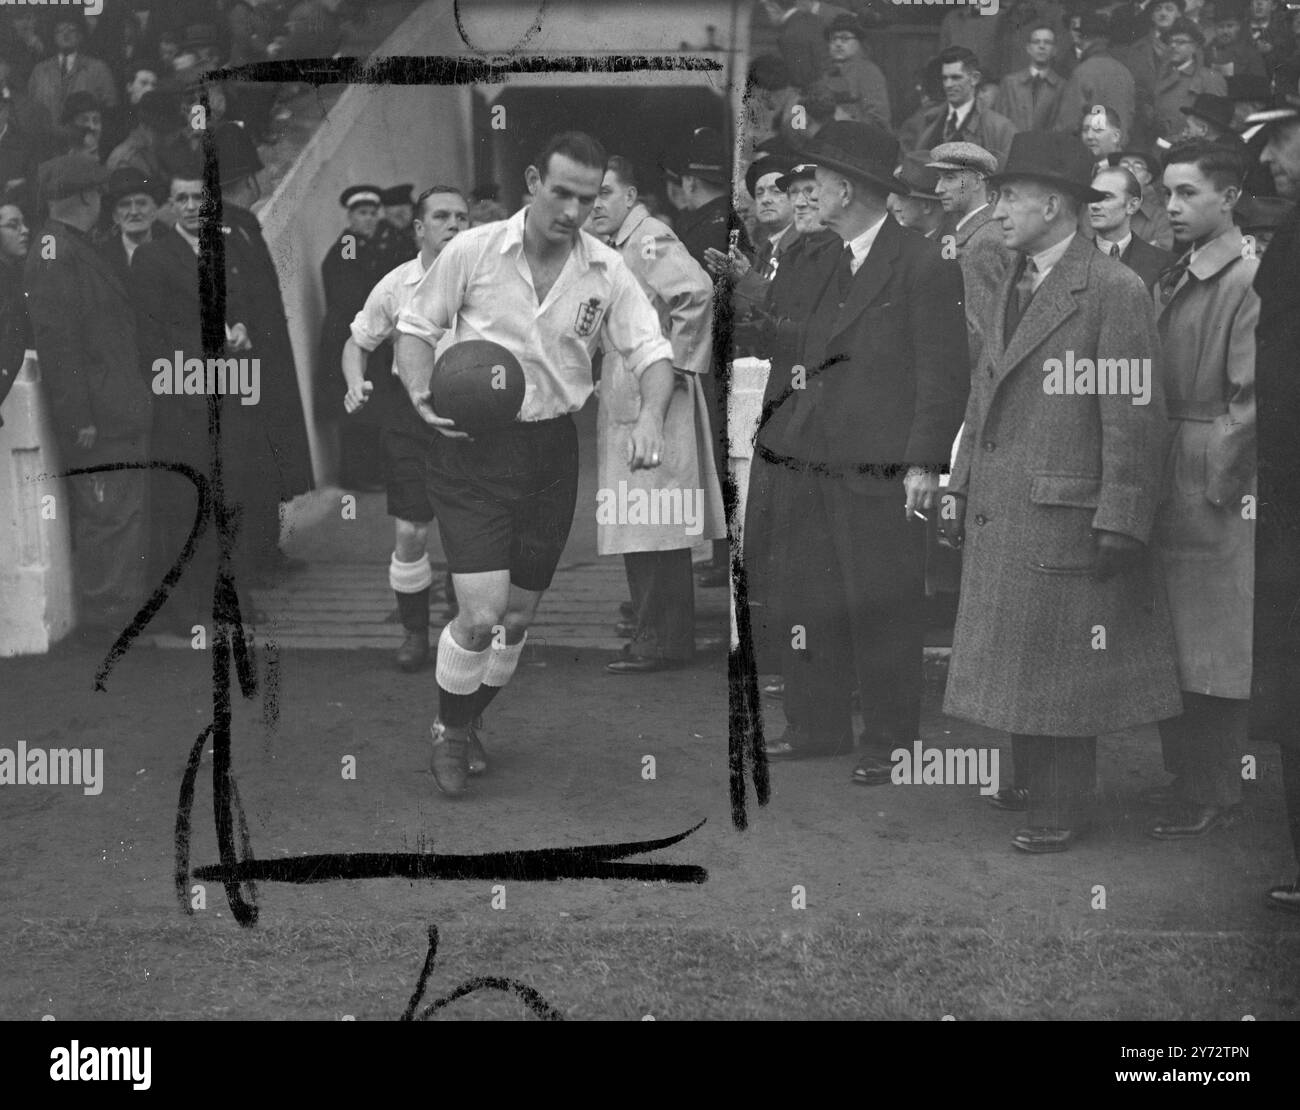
948,204,1012,368
943,233,1182,735
27,52,117,126
767,216,969,490
913,101,1017,169
826,53,891,129
1113,232,1172,291
1052,44,1138,144
995,66,1065,133
23,218,150,444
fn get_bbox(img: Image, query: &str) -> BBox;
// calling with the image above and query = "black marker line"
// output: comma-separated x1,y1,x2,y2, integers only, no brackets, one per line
402,925,564,1021
174,723,213,913
194,819,707,885
261,641,280,736
208,53,723,88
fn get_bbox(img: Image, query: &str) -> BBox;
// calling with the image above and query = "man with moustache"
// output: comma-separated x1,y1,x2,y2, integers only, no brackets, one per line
1087,164,1174,289
757,121,968,779
940,131,1181,853
1146,139,1258,839
343,185,470,674
588,155,724,675
97,166,163,285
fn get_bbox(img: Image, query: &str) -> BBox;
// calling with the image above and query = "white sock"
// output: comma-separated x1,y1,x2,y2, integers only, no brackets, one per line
389,552,433,593
483,631,526,688
435,624,490,694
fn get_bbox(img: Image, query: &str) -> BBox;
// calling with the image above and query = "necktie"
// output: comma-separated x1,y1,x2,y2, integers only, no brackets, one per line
1158,253,1191,305
1003,256,1038,339
837,243,855,296
943,109,960,142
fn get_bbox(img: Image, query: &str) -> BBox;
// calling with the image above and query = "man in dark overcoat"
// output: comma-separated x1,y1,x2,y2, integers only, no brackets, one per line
941,131,1183,853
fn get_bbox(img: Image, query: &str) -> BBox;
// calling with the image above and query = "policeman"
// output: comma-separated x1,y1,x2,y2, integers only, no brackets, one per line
374,182,418,268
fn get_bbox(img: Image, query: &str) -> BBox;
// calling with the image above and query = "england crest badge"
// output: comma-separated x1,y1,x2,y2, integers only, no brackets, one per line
574,296,605,337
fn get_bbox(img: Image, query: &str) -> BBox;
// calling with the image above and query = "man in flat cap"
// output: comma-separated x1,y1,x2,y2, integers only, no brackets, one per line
24,153,152,635
759,120,968,783
940,131,1181,853
888,151,946,240
928,140,1010,366
320,183,388,490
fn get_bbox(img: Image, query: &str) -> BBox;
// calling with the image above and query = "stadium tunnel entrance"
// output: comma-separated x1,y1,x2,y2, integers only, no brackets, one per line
473,82,730,220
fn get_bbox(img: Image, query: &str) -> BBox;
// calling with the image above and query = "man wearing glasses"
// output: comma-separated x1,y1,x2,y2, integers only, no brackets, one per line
1152,17,1228,142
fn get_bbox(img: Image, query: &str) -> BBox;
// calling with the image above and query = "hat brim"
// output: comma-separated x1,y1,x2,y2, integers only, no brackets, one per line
988,170,1107,204
890,176,941,201
775,165,817,190
807,150,900,197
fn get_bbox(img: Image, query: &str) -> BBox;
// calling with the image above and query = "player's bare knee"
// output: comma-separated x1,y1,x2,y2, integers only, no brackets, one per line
455,607,505,646
501,612,533,642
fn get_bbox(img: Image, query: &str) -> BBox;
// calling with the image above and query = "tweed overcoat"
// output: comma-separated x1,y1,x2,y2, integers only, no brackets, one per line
950,204,1012,369
943,234,1183,735
1152,225,1258,699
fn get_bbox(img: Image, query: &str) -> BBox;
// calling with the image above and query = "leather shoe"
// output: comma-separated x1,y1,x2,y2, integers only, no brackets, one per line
1147,803,1242,840
1267,881,1300,914
764,728,851,760
606,655,684,674
1012,826,1081,853
429,720,469,796
395,630,429,672
989,786,1029,811
850,754,894,786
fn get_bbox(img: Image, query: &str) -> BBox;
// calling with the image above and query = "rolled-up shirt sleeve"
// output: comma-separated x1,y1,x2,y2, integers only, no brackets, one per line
349,272,398,352
396,243,463,347
601,258,674,378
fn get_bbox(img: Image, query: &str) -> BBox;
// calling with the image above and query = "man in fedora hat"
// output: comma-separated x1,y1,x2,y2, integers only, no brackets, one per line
1087,164,1175,289
97,165,164,284
889,151,946,239
928,140,1010,366
1179,91,1239,139
939,130,1182,853
758,120,968,782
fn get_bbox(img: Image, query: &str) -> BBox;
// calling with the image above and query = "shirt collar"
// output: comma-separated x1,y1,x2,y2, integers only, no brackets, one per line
1187,224,1244,280
1029,231,1075,278
955,202,989,232
845,213,888,269
612,202,649,247
948,98,975,128
1097,231,1131,256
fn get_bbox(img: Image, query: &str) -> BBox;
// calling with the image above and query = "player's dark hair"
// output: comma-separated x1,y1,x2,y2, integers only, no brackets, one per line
533,131,608,180
415,183,467,219
605,155,638,191
937,45,981,74
1164,139,1246,192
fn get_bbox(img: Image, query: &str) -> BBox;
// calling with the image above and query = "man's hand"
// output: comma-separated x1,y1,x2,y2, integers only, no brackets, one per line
628,412,665,471
703,243,751,280
903,466,940,521
936,491,966,550
411,390,471,439
75,425,97,450
1091,530,1144,582
344,379,373,414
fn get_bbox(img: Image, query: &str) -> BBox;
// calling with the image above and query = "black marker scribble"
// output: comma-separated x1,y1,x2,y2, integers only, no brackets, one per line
209,53,722,90
261,642,280,736
402,925,563,1021
453,0,549,55
192,819,707,885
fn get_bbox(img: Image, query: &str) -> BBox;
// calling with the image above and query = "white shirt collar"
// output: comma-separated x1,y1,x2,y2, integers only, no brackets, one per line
955,202,989,232
1096,231,1131,256
948,98,975,129
1028,231,1075,287
844,213,888,273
